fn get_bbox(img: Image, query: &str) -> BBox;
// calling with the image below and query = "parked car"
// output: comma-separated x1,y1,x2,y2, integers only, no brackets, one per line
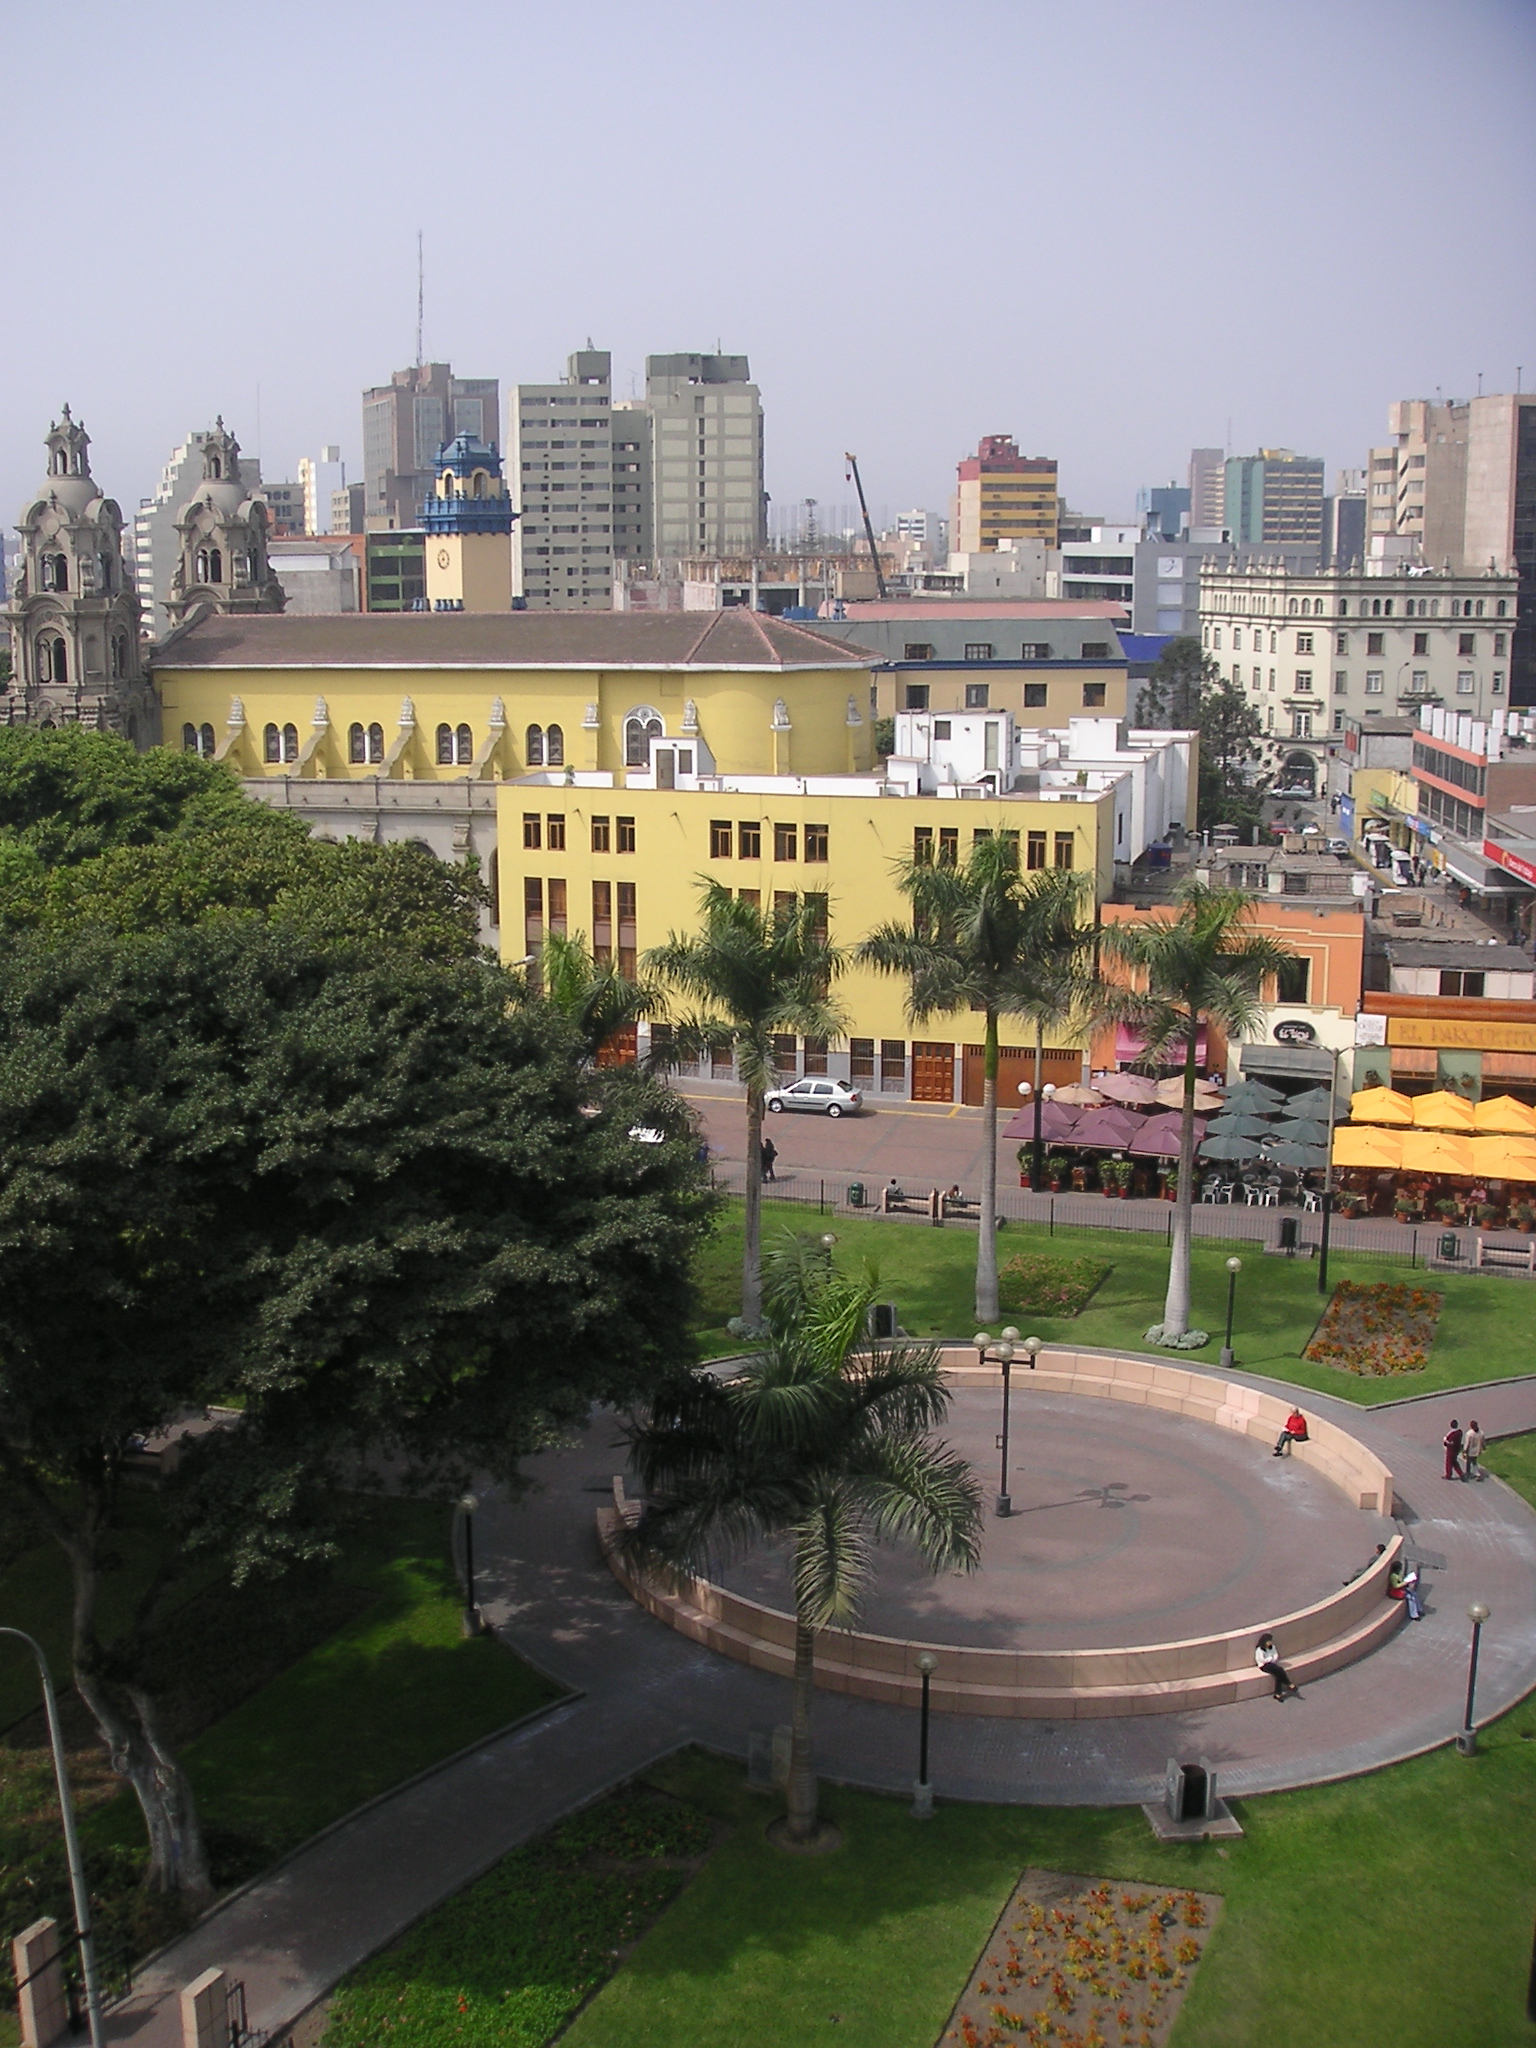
1327,837,1352,855
764,1077,863,1117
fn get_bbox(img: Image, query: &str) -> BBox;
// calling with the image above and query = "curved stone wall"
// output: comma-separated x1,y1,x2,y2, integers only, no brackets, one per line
600,1352,1405,1719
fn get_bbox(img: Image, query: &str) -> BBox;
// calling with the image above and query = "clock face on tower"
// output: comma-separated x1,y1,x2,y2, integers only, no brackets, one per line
436,548,451,568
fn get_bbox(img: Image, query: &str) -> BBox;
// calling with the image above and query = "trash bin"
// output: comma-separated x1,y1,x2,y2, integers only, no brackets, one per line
1279,1216,1299,1254
1439,1232,1460,1261
847,1181,866,1208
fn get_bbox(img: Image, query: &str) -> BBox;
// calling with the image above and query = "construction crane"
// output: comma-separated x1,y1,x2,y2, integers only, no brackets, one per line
844,453,887,600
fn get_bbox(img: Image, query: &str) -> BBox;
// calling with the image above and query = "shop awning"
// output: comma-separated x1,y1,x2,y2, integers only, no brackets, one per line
1349,1086,1416,1125
1468,1135,1536,1179
1332,1127,1405,1168
1410,1090,1477,1131
1472,1094,1536,1134
1398,1131,1476,1174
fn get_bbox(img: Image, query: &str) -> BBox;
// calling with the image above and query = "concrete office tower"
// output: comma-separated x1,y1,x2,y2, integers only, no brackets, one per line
260,480,305,537
641,353,765,560
362,363,500,531
511,348,615,611
422,433,516,612
331,481,365,535
1188,448,1226,534
1326,470,1367,570
298,447,345,535
953,436,1058,554
1138,485,1190,540
133,430,262,639
1223,451,1325,550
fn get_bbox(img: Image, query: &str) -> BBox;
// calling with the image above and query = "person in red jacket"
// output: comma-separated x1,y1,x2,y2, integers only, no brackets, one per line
1443,1418,1464,1481
1273,1407,1309,1457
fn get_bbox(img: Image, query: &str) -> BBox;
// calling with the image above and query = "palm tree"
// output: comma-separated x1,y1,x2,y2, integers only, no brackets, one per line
645,883,846,1322
537,927,660,1065
1098,881,1294,1343
621,1236,982,1844
859,842,1098,1321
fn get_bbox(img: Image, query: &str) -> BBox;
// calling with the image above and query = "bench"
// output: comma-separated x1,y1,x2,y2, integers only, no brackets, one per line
611,1474,643,1530
878,1185,923,1215
1474,1236,1536,1274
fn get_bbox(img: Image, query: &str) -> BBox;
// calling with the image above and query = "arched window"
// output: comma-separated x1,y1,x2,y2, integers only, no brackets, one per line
200,723,215,757
49,446,66,476
196,548,211,582
182,722,198,752
98,552,112,594
1371,599,1381,617
546,722,564,767
209,455,222,479
110,633,127,679
1287,598,1298,615
1475,599,1484,617
1383,599,1392,616
1451,600,1460,617
1498,600,1508,618
36,635,67,685
1338,599,1349,616
349,722,366,763
625,709,663,767
208,547,223,583
436,723,454,765
526,723,545,766
264,723,280,763
472,471,486,498
282,723,298,763
1430,599,1439,616
455,723,473,765
367,722,384,763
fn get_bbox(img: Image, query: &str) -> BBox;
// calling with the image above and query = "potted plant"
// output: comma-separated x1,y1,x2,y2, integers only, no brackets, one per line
1106,1158,1132,1198
1045,1154,1070,1192
1433,1196,1460,1221
1512,1202,1536,1232
1476,1202,1501,1228
1162,1166,1180,1202
1393,1189,1420,1223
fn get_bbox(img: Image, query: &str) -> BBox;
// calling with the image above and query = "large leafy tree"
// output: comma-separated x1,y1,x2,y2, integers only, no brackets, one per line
1099,884,1293,1342
622,1238,981,1845
1138,642,1269,835
859,845,1097,1321
0,922,714,1893
645,884,845,1322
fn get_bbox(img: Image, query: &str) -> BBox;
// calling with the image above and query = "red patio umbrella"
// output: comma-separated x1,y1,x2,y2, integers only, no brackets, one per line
1130,1112,1208,1157
1002,1101,1083,1144
1072,1106,1146,1148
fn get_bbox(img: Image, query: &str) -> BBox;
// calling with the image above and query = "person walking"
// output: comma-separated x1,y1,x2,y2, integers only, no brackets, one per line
1462,1420,1485,1482
1443,1418,1464,1482
1255,1632,1298,1701
760,1136,778,1183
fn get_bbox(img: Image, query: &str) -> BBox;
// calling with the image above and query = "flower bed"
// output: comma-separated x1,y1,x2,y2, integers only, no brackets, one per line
998,1254,1112,1320
1305,1281,1443,1377
941,1869,1221,2048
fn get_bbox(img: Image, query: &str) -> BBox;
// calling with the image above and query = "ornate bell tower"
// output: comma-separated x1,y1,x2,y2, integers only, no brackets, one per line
163,420,286,629
2,408,155,742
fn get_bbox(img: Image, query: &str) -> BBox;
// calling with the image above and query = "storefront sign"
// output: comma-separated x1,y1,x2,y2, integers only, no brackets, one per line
1387,1017,1536,1052
1272,1018,1318,1045
1354,1014,1388,1047
1483,838,1536,889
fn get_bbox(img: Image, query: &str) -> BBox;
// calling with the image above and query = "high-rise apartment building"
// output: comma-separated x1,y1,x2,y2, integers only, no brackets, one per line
953,436,1059,554
1223,450,1325,550
331,481,366,535
361,363,500,531
1326,470,1367,569
636,353,765,561
133,429,262,639
298,447,345,535
510,348,615,611
1187,448,1226,534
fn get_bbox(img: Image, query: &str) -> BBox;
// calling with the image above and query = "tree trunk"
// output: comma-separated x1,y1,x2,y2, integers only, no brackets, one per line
1161,1007,1199,1337
67,1538,210,1896
785,1617,819,1842
744,1087,765,1324
976,1008,1000,1323
1031,1018,1045,1192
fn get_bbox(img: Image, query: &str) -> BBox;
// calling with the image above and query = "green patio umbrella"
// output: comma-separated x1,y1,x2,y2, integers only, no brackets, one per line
1283,1087,1337,1118
1271,1118,1330,1146
1221,1081,1286,1115
1204,1112,1273,1139
1263,1140,1330,1169
1199,1133,1263,1161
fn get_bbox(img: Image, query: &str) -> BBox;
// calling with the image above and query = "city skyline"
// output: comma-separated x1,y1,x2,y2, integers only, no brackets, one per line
1,0,1532,539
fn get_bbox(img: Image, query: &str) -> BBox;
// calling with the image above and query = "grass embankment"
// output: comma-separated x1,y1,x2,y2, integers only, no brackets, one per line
696,1203,1536,1403
0,1496,561,2036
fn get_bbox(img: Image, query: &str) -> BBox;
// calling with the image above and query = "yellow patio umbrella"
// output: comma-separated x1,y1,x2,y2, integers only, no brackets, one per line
1409,1090,1477,1132
1467,1134,1536,1180
1398,1130,1476,1175
1349,1086,1415,1126
1332,1126,1404,1169
1473,1094,1536,1135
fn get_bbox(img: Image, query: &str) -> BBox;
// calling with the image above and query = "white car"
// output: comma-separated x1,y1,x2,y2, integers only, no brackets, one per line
764,1077,863,1118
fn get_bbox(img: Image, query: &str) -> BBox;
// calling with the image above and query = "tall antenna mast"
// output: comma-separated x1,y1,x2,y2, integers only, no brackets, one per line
415,231,424,368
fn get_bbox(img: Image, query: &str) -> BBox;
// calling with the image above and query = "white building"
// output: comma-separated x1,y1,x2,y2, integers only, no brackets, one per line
1199,559,1519,796
267,537,360,615
298,447,345,536
133,430,261,640
1053,527,1140,606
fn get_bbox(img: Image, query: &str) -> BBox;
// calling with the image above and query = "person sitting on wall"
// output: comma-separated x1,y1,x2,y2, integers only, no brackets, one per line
1273,1407,1309,1457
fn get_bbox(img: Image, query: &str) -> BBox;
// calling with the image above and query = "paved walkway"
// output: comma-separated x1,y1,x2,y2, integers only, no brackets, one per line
104,1357,1536,2047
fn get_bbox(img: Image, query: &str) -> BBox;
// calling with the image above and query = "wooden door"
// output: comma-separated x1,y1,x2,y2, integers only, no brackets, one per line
910,1041,955,1102
963,1044,1085,1107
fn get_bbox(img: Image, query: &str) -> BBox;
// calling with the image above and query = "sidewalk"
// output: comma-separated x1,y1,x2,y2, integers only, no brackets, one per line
103,1355,1536,2047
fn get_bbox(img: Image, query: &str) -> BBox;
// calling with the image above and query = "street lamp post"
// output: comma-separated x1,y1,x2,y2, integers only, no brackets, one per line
1456,1601,1490,1755
456,1493,483,1637
1017,1081,1057,1192
1221,1256,1242,1370
911,1650,938,1818
0,1629,104,2048
974,1329,1017,1514
1318,1043,1346,1295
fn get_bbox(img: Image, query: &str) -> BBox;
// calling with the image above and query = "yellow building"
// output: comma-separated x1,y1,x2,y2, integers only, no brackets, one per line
495,779,1114,1103
953,435,1059,554
152,608,1194,1104
421,431,516,614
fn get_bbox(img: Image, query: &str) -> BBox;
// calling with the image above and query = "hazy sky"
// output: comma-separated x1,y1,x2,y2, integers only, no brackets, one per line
3,0,1533,538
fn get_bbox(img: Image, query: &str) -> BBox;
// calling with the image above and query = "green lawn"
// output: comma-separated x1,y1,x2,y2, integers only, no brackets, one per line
696,1204,1536,1403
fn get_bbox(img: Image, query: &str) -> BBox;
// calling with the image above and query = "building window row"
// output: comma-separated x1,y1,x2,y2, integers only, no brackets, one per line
181,722,216,757
525,722,565,766
912,825,1073,871
436,723,474,766
707,820,828,862
349,722,385,764
522,812,568,851
902,681,1106,712
588,815,636,853
264,722,300,763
